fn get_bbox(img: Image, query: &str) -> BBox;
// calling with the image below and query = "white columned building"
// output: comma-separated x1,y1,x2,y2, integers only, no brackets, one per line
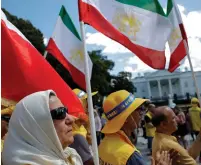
132,70,201,100
147,81,151,99
157,80,162,98
168,79,173,97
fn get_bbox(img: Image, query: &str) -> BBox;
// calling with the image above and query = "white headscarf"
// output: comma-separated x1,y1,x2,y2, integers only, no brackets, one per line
2,90,83,165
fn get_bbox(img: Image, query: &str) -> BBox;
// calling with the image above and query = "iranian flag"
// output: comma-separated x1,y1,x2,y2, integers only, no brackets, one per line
46,6,92,90
79,0,172,69
1,11,84,117
167,0,188,72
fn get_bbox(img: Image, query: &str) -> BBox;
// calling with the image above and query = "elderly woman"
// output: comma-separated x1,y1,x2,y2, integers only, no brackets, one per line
2,90,83,165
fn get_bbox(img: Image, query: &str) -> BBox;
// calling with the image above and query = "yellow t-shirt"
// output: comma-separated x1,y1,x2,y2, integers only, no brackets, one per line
145,112,156,137
1,140,4,152
152,132,196,165
189,107,201,132
99,131,138,165
72,123,87,138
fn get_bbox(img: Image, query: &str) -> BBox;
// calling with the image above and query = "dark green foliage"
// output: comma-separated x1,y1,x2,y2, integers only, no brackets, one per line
111,71,136,94
89,50,115,96
2,8,45,54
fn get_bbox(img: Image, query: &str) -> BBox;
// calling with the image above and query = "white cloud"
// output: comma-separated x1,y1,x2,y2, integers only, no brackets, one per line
181,38,201,71
86,4,201,77
186,11,201,38
124,64,138,73
178,5,185,13
86,32,130,54
117,58,124,62
124,66,135,73
43,37,48,46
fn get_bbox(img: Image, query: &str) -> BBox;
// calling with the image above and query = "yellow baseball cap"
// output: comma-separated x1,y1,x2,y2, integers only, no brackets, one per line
73,88,98,100
102,90,147,134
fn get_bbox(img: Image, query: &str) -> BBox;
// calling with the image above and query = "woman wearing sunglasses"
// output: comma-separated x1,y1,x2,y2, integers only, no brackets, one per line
2,90,83,165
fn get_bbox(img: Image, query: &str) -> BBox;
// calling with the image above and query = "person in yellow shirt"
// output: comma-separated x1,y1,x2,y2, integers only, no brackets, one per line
189,97,201,162
1,105,15,152
152,106,201,165
189,98,201,136
145,104,156,154
70,88,98,165
98,90,173,165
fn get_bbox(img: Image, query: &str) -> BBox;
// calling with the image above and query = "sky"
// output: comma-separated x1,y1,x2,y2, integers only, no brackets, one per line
2,0,201,78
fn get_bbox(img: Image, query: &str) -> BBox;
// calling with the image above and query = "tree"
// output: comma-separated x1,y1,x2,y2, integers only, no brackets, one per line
2,8,45,54
111,71,136,94
47,50,115,97
89,50,115,96
118,71,132,80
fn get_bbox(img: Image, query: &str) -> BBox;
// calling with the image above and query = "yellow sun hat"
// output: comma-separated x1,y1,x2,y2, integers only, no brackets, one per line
101,90,147,134
73,88,98,100
73,88,98,122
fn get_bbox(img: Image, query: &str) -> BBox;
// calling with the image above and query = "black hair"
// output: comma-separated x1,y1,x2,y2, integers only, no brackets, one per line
152,113,167,127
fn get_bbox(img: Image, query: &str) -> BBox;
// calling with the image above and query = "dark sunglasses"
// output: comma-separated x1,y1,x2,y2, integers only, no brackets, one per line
1,115,11,123
51,107,68,120
136,106,147,116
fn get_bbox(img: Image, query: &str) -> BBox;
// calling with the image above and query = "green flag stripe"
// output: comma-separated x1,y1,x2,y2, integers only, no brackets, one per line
166,0,173,16
59,6,81,41
115,0,166,17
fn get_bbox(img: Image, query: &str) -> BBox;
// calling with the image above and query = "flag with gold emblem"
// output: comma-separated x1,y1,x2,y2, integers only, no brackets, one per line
46,6,92,90
79,0,172,69
167,0,188,72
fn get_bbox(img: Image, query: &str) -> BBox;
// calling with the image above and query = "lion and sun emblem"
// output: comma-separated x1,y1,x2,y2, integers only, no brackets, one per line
112,9,141,41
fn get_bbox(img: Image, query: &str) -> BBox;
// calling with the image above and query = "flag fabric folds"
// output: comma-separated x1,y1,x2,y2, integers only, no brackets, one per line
1,11,84,117
167,0,188,72
79,0,172,69
46,6,92,90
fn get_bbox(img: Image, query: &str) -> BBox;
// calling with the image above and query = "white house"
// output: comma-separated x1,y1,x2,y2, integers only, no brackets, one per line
132,70,201,101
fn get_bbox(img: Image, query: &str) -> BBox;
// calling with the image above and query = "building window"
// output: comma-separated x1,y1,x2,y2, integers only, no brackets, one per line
142,89,145,93
184,81,188,88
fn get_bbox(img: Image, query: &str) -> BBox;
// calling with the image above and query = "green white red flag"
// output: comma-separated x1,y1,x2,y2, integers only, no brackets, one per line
46,6,92,90
1,11,84,117
167,0,188,72
79,0,172,69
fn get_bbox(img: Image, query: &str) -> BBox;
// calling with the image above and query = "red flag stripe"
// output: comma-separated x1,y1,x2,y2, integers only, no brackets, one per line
168,40,186,72
46,38,86,90
1,20,84,117
79,0,166,69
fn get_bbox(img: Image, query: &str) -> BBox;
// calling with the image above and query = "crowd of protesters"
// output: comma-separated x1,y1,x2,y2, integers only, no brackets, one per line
1,89,201,165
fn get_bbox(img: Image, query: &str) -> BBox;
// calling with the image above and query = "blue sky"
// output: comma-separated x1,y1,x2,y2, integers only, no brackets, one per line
2,0,201,77
2,0,95,38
